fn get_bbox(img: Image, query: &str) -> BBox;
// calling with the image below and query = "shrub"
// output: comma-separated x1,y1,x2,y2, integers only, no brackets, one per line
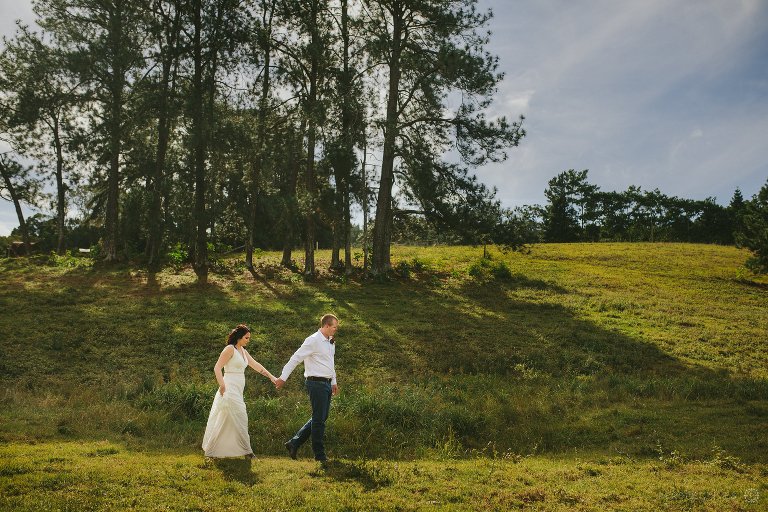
467,256,512,281
393,257,429,279
165,243,188,269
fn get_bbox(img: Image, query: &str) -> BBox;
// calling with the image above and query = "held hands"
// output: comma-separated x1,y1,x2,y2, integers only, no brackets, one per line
272,378,336,394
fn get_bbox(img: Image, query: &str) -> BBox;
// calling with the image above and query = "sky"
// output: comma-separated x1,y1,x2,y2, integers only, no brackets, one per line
1,0,768,236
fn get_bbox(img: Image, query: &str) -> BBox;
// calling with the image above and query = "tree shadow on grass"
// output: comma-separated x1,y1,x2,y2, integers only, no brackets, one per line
311,459,393,490
3,262,766,462
209,458,262,486
311,277,768,461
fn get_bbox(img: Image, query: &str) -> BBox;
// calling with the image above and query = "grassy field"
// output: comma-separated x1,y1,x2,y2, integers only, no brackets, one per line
1,243,767,510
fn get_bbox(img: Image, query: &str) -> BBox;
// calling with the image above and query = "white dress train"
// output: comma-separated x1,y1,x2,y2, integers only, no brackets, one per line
201,348,253,457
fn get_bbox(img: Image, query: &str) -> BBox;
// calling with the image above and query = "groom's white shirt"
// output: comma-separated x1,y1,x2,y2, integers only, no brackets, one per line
279,330,337,385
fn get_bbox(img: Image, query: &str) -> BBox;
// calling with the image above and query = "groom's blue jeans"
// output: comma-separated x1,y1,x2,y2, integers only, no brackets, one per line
288,379,332,461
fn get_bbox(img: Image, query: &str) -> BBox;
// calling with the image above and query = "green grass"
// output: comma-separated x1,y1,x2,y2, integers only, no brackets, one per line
0,440,765,511
1,243,767,510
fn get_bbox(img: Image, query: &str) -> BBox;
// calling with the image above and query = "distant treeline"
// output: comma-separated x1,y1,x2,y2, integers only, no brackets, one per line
515,170,768,272
3,168,768,272
526,169,747,244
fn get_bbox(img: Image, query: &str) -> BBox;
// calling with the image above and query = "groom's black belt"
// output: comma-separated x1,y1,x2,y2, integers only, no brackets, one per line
307,376,332,383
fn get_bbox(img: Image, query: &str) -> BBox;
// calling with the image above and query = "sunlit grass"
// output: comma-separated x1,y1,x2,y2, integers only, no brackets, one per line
1,243,766,509
0,440,765,511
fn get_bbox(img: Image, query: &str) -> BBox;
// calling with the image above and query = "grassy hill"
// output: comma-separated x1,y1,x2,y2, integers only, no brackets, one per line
1,243,766,510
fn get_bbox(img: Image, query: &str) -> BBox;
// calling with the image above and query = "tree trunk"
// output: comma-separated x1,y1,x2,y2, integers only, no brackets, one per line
104,4,124,262
361,143,368,272
104,80,122,262
304,118,317,276
247,4,273,270
0,160,31,254
343,187,352,273
147,5,180,269
147,86,170,268
245,194,257,269
191,0,208,283
302,0,321,277
281,119,304,268
372,3,403,274
340,0,352,273
53,117,66,255
330,207,342,269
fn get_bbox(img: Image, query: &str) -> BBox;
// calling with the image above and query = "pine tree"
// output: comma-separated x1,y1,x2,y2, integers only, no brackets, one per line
0,156,38,253
35,0,150,261
737,180,768,273
364,0,524,273
0,24,83,255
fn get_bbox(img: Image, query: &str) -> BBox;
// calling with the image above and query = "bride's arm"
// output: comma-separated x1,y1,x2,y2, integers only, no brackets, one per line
214,345,235,395
244,349,277,383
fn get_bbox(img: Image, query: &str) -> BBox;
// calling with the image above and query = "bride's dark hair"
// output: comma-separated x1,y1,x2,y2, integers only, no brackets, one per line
227,324,250,346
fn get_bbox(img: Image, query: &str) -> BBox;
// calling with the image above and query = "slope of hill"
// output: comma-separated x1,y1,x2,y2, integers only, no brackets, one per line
1,243,765,461
1,243,767,510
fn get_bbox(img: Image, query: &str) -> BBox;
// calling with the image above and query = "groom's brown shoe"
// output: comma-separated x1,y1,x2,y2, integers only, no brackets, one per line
284,441,297,460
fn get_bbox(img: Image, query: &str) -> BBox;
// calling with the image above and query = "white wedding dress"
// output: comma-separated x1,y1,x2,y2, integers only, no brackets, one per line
201,348,253,457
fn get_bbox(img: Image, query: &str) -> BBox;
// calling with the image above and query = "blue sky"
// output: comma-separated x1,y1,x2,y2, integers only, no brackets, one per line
2,0,767,235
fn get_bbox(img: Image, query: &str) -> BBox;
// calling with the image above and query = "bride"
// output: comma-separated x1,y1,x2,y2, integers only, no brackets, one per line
202,324,277,458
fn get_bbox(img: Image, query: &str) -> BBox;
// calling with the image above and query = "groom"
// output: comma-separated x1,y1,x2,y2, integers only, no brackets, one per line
275,314,339,463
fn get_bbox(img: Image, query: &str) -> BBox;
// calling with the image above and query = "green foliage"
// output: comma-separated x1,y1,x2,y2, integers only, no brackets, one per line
393,257,430,279
45,251,93,269
0,235,10,256
736,179,768,273
467,255,512,281
165,242,188,269
707,446,746,473
540,169,740,244
543,169,589,242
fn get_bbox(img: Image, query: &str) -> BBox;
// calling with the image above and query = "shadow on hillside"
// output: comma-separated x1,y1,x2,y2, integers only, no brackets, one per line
309,279,767,461
485,272,569,294
2,265,766,462
210,458,261,485
314,459,392,490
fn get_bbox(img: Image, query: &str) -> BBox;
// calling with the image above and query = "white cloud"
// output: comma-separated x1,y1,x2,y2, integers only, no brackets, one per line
501,89,535,113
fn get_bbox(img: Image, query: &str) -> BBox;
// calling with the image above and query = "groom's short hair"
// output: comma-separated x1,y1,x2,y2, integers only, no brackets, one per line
320,314,338,327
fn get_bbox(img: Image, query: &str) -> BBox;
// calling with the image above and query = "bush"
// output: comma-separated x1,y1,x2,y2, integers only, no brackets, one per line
467,256,512,281
394,257,429,278
165,243,188,269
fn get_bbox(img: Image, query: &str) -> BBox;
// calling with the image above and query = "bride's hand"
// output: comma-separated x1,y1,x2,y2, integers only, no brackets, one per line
219,385,226,396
